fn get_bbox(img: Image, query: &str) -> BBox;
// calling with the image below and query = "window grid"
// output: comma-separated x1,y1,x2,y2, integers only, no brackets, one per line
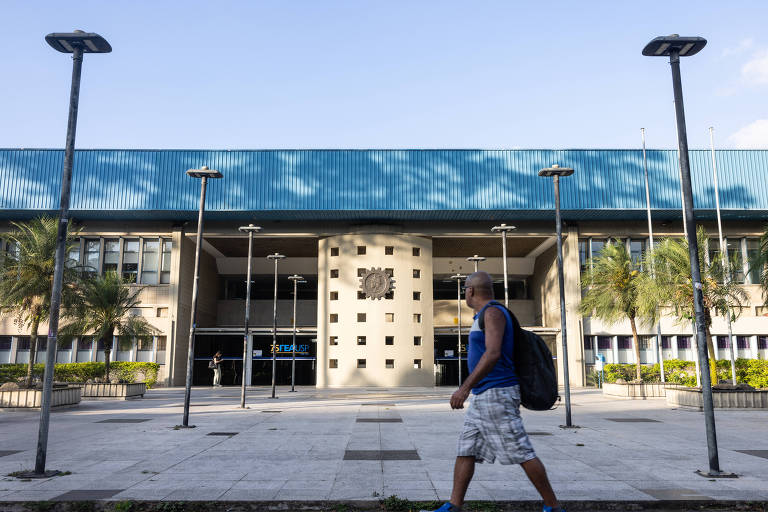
385,336,394,346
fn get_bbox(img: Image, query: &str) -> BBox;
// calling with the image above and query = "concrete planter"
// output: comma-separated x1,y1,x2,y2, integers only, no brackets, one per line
80,382,146,400
666,386,768,409
602,382,666,399
0,386,81,409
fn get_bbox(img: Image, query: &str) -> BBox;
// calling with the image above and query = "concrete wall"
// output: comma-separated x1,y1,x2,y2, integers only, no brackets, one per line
433,299,536,327
217,300,318,327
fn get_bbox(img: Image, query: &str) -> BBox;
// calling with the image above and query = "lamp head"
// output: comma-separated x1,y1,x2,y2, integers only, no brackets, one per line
45,30,112,53
491,223,517,233
642,35,707,57
238,224,262,234
186,166,223,179
288,274,305,282
539,164,574,177
466,255,486,262
267,253,286,260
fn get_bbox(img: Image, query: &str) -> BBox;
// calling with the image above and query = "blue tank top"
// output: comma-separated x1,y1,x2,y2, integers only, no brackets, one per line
467,302,518,394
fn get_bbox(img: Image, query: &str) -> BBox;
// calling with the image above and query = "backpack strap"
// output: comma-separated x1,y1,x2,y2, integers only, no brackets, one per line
478,300,522,336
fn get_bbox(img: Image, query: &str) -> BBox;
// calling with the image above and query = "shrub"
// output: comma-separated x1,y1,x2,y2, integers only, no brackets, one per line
0,362,160,388
602,358,768,389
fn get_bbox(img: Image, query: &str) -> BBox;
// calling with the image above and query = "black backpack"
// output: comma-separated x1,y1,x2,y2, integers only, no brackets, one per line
479,301,560,410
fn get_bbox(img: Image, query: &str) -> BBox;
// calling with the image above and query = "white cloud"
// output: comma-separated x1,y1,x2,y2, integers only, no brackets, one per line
722,38,753,58
727,120,768,148
742,50,768,85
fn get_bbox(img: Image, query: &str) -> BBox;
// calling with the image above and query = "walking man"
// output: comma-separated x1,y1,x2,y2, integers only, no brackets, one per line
423,272,563,512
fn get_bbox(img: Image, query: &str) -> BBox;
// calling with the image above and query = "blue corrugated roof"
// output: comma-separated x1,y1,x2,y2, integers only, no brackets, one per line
1,149,767,221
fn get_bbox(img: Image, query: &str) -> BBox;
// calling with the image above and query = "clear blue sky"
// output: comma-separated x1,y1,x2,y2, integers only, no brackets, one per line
4,1,768,149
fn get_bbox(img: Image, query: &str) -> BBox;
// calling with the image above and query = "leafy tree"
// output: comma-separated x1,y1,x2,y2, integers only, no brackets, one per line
0,217,79,387
639,227,747,384
749,225,768,305
580,240,655,380
60,271,157,381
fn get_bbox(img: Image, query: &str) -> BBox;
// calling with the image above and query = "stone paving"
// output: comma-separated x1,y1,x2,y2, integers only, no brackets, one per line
0,386,767,503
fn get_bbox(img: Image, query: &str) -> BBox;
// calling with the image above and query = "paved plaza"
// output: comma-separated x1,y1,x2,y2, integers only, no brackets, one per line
0,386,767,506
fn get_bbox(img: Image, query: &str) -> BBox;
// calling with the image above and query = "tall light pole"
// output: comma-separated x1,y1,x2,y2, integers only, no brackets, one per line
466,255,485,273
491,224,516,307
450,274,465,386
267,253,286,399
30,31,111,477
238,224,261,408
641,129,665,383
709,127,737,385
538,164,574,428
644,34,729,478
288,274,306,392
182,166,223,428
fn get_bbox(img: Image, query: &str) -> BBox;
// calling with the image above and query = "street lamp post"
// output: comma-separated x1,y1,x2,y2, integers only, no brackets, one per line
31,31,111,477
267,253,286,399
643,34,730,477
288,275,306,392
641,129,665,383
491,224,516,307
466,255,486,273
450,274,465,386
238,224,261,408
709,127,737,385
538,164,575,428
182,166,223,428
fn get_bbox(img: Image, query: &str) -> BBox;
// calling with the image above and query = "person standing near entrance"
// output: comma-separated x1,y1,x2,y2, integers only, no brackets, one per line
211,351,223,387
422,272,563,512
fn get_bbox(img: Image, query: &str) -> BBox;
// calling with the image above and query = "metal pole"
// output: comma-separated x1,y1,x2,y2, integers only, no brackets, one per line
290,278,298,392
502,231,509,307
553,175,573,427
670,49,721,475
240,228,254,408
34,45,83,475
709,127,737,385
642,128,665,383
456,276,462,386
267,254,284,399
182,176,208,427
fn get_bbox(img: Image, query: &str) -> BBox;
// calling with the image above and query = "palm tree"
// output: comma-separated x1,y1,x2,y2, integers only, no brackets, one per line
640,227,747,384
580,239,654,381
60,271,156,381
0,217,79,387
749,224,768,305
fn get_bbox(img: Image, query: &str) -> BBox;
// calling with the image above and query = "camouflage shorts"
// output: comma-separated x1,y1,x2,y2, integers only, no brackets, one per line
456,385,537,465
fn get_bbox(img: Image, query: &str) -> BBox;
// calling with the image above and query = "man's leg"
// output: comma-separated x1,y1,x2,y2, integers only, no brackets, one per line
520,457,558,508
449,456,476,508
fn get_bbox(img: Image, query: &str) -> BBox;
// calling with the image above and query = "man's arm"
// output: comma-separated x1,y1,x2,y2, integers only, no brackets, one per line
450,306,506,409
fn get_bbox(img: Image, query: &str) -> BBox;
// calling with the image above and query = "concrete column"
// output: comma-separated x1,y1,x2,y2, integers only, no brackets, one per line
563,225,584,386
672,336,679,360
9,336,18,364
611,336,619,364
751,335,759,359
712,336,719,361
317,231,434,387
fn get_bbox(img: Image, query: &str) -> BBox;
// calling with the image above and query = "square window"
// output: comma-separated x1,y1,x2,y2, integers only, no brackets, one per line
385,359,395,369
413,269,421,278
329,359,338,369
357,359,366,369
329,336,338,346
413,291,421,300
384,290,394,300
330,247,339,256
414,336,422,346
385,246,394,255
385,336,394,346
330,314,338,323
385,313,394,322
413,313,421,323
385,268,394,277
330,291,338,301
357,268,367,277
357,336,367,345
413,359,422,369
413,247,420,257
357,291,367,300
357,313,366,322
330,269,339,278
357,246,366,255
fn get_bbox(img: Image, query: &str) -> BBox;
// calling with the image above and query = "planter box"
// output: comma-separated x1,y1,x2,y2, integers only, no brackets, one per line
666,386,768,409
602,382,666,399
80,382,146,400
0,386,81,409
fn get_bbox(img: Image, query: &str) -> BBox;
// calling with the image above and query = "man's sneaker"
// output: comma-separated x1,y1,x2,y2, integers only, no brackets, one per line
419,502,461,512
543,506,565,512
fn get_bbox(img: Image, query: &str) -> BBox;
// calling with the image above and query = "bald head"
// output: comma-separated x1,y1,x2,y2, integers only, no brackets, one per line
466,271,494,299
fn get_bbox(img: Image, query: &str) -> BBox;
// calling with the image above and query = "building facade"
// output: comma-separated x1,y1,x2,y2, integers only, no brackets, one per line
1,149,767,387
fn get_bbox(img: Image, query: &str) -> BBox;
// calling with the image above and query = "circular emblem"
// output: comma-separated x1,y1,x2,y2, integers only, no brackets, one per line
359,268,394,300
